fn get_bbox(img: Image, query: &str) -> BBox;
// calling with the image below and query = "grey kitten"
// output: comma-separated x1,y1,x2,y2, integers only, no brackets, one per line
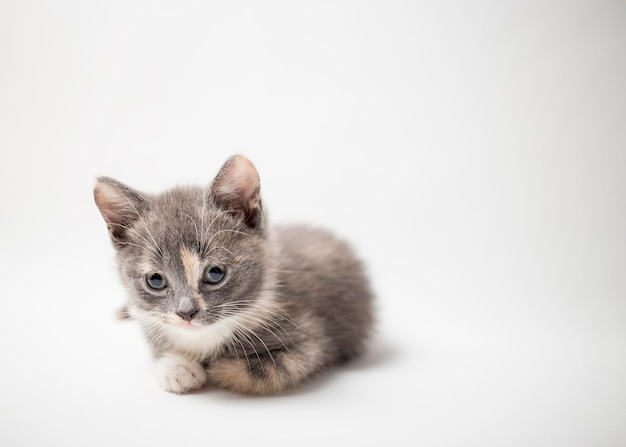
94,155,374,395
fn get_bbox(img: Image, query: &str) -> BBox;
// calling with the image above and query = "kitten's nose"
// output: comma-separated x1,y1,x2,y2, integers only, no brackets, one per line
176,309,198,321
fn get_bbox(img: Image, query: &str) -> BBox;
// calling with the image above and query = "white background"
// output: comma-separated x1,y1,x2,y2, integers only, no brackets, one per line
1,1,625,446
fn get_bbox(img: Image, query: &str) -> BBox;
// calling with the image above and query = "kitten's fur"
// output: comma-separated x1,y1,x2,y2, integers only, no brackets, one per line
94,156,374,395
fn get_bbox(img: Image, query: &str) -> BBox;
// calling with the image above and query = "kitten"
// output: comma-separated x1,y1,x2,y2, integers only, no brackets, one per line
94,155,374,395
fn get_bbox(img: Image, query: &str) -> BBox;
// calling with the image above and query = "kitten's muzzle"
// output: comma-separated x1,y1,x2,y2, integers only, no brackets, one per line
176,296,200,321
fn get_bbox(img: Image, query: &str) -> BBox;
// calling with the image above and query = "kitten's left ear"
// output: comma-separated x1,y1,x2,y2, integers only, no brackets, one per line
94,177,149,242
209,155,263,229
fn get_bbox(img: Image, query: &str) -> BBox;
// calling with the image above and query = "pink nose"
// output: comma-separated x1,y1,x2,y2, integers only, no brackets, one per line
176,310,198,321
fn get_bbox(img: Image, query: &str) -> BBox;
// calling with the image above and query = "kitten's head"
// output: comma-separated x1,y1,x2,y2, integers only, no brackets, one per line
94,156,272,340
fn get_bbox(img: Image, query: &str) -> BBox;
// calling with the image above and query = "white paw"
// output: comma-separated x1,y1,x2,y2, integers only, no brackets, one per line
156,353,207,394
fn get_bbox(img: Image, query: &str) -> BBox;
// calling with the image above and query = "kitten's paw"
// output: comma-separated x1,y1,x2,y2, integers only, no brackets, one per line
156,353,206,394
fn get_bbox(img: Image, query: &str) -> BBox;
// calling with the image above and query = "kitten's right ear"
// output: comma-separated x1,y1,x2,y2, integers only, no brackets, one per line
94,177,148,242
209,156,263,229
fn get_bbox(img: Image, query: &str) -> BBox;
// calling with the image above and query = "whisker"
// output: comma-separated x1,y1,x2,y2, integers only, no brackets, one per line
204,229,251,256
232,327,264,373
231,320,276,369
226,337,240,362
228,311,292,352
217,304,295,342
123,199,163,258
140,320,168,344
200,199,206,247
107,223,161,258
215,300,302,330
183,213,200,248
219,307,291,358
201,210,232,250
131,232,162,258
203,245,235,257
116,241,160,257
229,330,253,374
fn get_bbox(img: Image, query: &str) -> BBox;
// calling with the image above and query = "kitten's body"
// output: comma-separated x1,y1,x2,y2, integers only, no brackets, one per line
95,156,374,395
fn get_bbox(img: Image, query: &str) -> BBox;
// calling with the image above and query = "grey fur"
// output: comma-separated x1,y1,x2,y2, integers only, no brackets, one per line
94,155,374,394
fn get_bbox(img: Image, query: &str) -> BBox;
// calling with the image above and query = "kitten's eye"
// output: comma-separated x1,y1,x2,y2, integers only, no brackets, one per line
146,273,167,290
203,265,226,284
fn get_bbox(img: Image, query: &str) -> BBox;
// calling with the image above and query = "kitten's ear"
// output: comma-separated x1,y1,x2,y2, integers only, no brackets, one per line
94,177,149,242
209,156,263,229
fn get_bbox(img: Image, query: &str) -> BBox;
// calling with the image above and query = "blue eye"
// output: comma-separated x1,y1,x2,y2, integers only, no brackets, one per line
146,273,167,290
204,265,226,284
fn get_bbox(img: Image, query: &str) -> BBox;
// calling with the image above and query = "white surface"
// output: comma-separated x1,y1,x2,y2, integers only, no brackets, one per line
1,1,625,446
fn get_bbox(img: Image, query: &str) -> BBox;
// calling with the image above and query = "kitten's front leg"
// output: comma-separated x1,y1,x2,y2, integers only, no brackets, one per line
207,341,325,395
155,352,207,394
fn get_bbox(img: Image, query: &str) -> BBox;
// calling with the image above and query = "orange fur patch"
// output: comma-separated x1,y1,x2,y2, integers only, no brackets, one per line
180,246,199,288
180,246,206,308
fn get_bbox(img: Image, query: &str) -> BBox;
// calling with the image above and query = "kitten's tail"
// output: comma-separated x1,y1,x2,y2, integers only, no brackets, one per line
115,306,131,320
